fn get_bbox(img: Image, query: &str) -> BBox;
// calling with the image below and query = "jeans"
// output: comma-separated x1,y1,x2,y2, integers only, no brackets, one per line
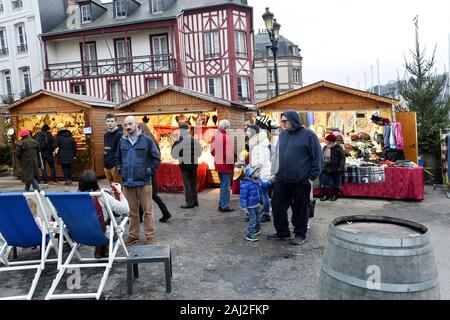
41,155,56,183
246,207,260,237
61,164,72,181
321,172,342,190
218,172,231,209
25,178,40,192
261,188,271,214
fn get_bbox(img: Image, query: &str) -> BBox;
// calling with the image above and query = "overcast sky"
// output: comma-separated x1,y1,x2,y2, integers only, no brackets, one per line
250,0,450,89
102,0,450,89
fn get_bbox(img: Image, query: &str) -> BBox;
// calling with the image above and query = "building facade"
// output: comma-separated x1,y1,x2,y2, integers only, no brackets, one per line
253,30,303,103
0,0,45,105
41,0,254,104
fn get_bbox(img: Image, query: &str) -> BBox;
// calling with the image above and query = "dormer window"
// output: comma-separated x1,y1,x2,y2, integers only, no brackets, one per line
150,0,163,14
81,4,92,23
115,0,128,18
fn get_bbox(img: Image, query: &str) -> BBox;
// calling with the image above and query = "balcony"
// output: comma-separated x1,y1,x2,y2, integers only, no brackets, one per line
0,4,4,12
0,47,8,56
11,0,23,9
45,54,176,80
17,44,28,54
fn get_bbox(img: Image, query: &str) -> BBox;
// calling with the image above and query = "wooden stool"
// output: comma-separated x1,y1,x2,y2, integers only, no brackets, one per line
127,244,172,294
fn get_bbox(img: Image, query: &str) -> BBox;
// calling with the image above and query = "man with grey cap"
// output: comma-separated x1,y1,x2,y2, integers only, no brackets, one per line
116,116,161,246
269,110,322,245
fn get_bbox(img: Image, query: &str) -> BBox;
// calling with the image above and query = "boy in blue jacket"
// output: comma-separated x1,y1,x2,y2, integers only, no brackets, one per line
240,165,271,242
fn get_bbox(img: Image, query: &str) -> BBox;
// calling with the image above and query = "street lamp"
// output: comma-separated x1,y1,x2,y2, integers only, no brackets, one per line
262,7,281,97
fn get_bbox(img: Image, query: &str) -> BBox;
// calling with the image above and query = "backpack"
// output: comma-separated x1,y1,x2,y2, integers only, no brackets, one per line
36,132,50,150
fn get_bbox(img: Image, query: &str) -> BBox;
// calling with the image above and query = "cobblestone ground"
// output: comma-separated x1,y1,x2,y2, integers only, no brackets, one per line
0,176,449,300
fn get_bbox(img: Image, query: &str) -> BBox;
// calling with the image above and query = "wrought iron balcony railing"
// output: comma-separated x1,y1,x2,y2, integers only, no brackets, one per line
45,54,176,80
0,47,8,56
11,0,23,9
17,44,28,53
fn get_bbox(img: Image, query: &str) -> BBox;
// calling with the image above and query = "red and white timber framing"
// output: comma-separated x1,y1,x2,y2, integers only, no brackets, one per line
42,4,254,104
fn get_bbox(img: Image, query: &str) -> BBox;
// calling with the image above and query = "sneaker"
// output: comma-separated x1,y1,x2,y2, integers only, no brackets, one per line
291,235,307,246
254,230,261,236
246,235,259,242
260,214,271,223
267,233,291,240
124,237,139,246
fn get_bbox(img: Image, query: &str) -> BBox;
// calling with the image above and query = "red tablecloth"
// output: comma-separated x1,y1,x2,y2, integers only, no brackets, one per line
313,167,424,201
155,162,209,193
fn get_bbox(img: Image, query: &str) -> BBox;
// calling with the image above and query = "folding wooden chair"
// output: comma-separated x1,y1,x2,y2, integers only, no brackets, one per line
43,191,129,300
0,191,59,300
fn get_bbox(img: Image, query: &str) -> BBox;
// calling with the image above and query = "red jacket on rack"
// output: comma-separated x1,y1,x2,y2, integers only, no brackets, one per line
210,127,236,173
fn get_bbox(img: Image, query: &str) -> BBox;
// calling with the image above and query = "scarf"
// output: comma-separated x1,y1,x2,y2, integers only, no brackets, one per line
324,143,336,165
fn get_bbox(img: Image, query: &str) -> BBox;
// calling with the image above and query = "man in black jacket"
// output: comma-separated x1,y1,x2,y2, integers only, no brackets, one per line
35,124,57,184
171,123,203,209
269,110,323,246
104,114,123,185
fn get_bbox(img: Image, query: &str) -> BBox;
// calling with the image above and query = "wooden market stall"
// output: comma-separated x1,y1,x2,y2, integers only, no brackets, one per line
256,80,423,201
116,85,253,192
8,90,116,179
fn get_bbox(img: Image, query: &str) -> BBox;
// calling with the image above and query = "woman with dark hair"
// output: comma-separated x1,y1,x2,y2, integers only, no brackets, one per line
54,128,77,185
78,170,130,259
138,123,172,222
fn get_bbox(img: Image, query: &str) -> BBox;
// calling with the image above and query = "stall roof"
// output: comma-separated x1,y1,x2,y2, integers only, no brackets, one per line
256,80,399,111
7,90,116,110
117,85,254,111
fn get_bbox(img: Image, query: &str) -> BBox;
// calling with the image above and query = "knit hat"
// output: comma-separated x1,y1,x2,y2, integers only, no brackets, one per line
325,134,337,142
244,165,260,178
20,129,30,138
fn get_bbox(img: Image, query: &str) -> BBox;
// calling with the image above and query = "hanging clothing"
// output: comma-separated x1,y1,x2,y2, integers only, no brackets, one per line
384,125,391,147
389,124,397,149
392,122,404,150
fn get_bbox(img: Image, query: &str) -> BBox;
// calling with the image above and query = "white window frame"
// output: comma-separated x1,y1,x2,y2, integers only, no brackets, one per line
11,0,22,10
4,70,12,96
0,28,8,56
72,83,86,95
204,31,219,59
150,0,163,14
151,35,169,70
238,77,250,102
235,31,247,58
293,68,300,84
268,69,274,84
208,77,222,98
0,0,4,13
146,78,162,93
81,5,92,23
115,38,131,72
115,0,128,18
21,67,31,93
109,81,123,104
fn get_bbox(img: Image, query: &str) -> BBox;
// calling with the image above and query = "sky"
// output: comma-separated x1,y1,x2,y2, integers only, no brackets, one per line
101,0,450,90
250,0,450,89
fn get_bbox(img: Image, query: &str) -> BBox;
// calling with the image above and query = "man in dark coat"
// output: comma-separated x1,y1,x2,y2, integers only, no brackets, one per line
55,128,77,185
16,130,41,192
103,114,123,185
35,124,57,184
269,110,323,246
171,123,203,209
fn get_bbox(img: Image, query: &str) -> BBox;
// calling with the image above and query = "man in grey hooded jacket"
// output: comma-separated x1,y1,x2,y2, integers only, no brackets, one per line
269,110,322,245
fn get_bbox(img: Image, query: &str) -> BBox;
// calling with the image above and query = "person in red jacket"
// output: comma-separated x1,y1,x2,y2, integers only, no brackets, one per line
211,119,237,212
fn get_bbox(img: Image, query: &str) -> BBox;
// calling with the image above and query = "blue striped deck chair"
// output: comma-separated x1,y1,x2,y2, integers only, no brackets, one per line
43,191,129,300
0,191,58,300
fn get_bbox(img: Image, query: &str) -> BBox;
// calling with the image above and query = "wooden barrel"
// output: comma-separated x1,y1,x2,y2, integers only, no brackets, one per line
320,215,440,300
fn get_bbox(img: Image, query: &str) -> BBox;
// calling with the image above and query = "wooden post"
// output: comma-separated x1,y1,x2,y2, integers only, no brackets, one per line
396,112,418,164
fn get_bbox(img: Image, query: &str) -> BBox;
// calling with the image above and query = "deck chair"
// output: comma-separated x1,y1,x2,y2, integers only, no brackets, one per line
0,191,59,300
43,191,129,300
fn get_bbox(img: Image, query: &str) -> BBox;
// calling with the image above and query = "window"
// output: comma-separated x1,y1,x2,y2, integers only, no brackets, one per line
21,67,31,93
208,78,222,98
235,31,247,58
268,69,274,83
237,77,250,102
150,0,163,13
71,83,86,95
293,68,301,84
115,0,128,18
204,32,219,59
81,5,92,23
0,29,8,56
11,0,22,9
16,24,27,53
151,35,169,70
0,1,4,13
109,81,123,103
146,78,162,93
114,38,132,72
4,70,12,96
81,42,98,75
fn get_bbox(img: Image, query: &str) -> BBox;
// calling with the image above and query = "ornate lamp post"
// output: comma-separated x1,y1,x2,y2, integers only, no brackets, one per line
262,7,281,97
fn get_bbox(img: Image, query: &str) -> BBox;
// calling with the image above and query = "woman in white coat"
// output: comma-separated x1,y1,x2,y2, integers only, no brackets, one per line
246,125,272,222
